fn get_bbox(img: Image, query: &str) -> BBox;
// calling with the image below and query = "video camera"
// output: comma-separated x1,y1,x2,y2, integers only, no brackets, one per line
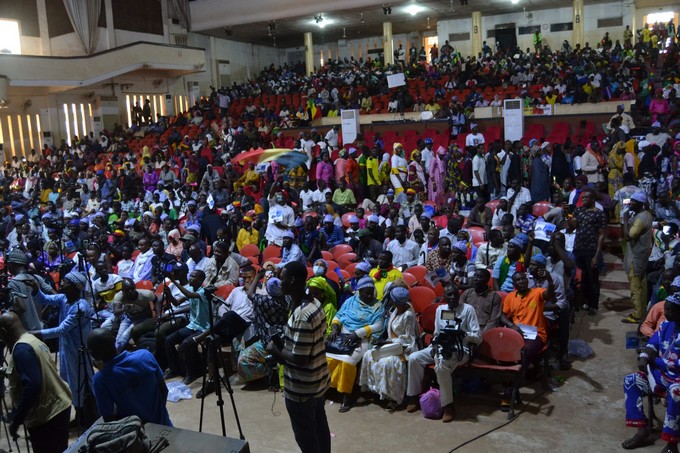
431,314,467,361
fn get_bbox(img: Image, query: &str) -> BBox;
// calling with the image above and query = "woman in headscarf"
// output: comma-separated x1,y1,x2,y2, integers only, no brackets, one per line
407,150,427,193
326,276,385,412
378,152,391,186
165,229,183,259
142,164,159,193
306,276,337,335
429,146,447,206
390,143,408,195
608,141,626,219
360,285,419,408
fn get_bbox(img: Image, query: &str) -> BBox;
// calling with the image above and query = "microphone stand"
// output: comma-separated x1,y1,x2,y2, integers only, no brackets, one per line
197,289,244,440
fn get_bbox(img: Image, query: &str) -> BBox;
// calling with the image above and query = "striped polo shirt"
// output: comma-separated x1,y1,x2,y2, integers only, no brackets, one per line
283,299,329,402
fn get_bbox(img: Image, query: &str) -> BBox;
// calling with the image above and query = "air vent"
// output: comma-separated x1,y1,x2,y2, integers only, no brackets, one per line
448,32,470,42
597,17,623,28
173,34,188,47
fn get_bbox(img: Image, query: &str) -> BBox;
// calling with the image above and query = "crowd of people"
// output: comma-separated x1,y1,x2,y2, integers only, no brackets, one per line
2,23,680,453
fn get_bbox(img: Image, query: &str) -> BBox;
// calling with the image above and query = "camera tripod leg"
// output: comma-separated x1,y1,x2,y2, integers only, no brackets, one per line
198,340,226,437
213,343,245,440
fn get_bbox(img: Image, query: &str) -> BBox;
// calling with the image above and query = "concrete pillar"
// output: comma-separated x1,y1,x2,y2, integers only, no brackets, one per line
572,0,584,48
471,11,482,58
383,22,394,65
35,0,51,55
104,0,116,49
304,32,314,76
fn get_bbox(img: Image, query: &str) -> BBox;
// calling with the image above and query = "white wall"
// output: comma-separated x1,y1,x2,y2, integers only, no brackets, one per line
437,17,473,56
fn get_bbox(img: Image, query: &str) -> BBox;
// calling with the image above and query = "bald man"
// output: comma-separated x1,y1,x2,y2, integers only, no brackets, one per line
0,311,71,452
88,328,172,426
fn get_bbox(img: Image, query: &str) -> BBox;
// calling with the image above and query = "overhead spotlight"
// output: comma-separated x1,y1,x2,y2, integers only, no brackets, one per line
449,0,454,12
268,20,277,31
224,26,232,36
405,4,424,15
383,5,392,15
343,27,347,38
360,12,365,23
511,0,519,3
273,36,277,47
314,14,323,24
427,17,431,29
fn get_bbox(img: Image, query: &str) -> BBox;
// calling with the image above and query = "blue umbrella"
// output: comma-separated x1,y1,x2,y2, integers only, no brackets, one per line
263,149,309,169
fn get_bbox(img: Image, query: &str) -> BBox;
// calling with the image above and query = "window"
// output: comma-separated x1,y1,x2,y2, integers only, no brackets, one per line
646,11,675,26
0,19,20,54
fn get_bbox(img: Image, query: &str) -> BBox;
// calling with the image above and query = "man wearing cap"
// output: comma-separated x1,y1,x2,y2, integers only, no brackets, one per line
28,271,95,425
399,189,423,222
265,188,295,246
622,191,654,324
277,230,306,269
7,249,54,331
320,214,345,250
622,292,680,451
466,124,485,148
493,233,531,292
646,122,672,149
607,104,635,133
387,225,420,271
406,283,481,422
527,254,569,368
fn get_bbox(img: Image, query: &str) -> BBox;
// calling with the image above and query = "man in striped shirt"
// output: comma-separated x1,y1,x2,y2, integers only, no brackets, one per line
266,261,330,453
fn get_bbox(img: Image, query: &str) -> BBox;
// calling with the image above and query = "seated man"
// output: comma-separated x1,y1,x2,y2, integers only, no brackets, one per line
475,229,507,270
405,284,481,422
640,275,680,339
622,293,680,451
493,233,530,292
164,270,210,385
113,279,157,352
460,269,502,333
88,328,172,426
370,251,404,300
386,225,420,271
501,271,554,398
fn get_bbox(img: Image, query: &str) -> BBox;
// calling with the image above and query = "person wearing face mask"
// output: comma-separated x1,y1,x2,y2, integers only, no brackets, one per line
87,328,172,426
265,187,295,246
327,277,385,412
312,258,340,295
405,283,482,422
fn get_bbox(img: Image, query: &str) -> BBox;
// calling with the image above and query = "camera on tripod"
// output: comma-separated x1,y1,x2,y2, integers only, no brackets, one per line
431,326,466,360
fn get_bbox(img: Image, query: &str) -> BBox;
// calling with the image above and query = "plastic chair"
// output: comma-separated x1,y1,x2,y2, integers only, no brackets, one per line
215,284,235,301
497,291,508,301
401,272,418,287
321,251,334,261
330,244,353,261
432,283,445,298
532,202,553,218
405,265,428,284
419,303,443,347
339,269,350,280
466,227,486,245
262,245,282,261
307,267,315,279
326,271,340,285
345,262,359,276
135,280,154,291
485,199,500,214
470,327,526,419
409,286,437,313
341,212,356,228
337,253,357,269
239,243,260,257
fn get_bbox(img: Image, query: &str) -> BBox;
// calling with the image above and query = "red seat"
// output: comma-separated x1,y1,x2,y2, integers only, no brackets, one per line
135,280,154,291
321,251,334,261
215,284,235,301
401,272,418,288
330,244,353,261
485,199,500,214
470,327,526,419
262,245,282,261
532,202,552,218
341,212,356,228
409,286,437,313
239,243,260,257
405,265,428,284
466,227,486,246
337,253,357,269
345,262,359,276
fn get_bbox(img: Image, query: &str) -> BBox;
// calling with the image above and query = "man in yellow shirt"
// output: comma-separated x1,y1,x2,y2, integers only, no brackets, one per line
370,251,404,300
236,216,259,252
366,148,381,202
234,162,260,190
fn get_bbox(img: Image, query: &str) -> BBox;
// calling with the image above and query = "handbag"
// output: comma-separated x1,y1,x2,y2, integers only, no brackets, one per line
325,333,359,355
86,416,151,453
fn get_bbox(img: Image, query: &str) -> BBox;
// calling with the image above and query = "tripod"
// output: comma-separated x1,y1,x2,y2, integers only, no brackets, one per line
197,292,244,440
0,344,32,453
73,298,98,435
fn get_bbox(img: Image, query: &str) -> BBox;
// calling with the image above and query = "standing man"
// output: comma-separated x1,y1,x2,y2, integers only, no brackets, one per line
266,261,331,453
88,328,172,426
0,311,72,453
622,191,654,324
571,188,607,315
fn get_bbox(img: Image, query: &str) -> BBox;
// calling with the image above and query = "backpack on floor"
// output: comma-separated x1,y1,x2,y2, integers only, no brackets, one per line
86,415,151,453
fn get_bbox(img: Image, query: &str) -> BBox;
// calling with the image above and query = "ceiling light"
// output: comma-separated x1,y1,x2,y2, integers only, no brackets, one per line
405,4,424,15
312,17,332,28
511,0,519,4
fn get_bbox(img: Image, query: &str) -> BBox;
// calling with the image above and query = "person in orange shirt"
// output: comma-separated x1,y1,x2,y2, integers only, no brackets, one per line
640,275,680,338
501,271,555,366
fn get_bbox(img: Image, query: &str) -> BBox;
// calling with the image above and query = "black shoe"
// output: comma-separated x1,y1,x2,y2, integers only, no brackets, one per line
163,370,179,380
197,379,216,398
183,374,201,385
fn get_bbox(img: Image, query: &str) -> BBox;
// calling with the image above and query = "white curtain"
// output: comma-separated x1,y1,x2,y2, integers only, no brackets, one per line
170,0,191,31
62,0,102,54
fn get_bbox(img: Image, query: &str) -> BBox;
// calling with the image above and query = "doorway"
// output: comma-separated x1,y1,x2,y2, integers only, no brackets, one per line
495,25,517,53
